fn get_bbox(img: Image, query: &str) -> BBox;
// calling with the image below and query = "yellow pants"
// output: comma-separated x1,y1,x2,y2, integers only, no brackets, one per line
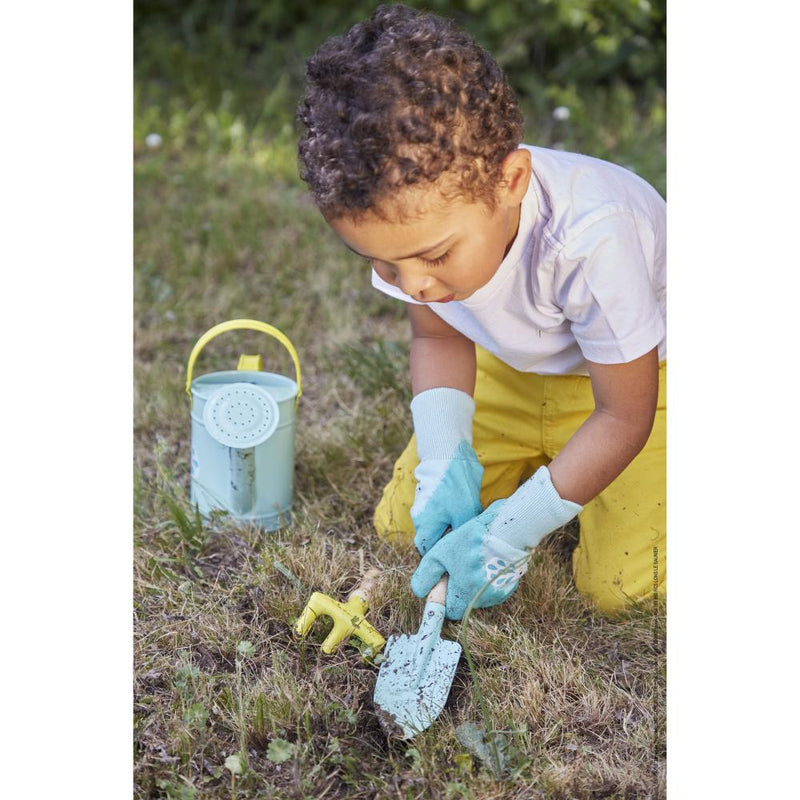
374,348,666,612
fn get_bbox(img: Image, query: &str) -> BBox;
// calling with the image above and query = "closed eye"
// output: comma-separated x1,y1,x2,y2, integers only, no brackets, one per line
422,250,450,267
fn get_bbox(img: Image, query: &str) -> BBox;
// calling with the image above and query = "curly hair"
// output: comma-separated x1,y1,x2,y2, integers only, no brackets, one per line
297,4,524,219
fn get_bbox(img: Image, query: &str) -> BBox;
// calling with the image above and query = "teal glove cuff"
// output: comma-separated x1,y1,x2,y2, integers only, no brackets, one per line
493,465,582,550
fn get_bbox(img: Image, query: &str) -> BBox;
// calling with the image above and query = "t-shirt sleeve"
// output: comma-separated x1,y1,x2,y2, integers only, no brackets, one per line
554,211,665,364
371,269,423,304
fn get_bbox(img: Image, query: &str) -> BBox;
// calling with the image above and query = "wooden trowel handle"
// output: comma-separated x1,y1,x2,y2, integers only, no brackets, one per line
426,575,448,606
347,568,382,603
425,526,452,606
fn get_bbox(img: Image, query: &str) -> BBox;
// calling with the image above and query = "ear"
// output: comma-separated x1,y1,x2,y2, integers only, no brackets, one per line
500,148,532,206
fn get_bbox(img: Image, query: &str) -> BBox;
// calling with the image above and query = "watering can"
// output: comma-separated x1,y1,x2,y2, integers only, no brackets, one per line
185,319,302,530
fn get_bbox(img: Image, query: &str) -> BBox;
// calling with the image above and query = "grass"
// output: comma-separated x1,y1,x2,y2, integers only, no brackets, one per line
134,54,666,799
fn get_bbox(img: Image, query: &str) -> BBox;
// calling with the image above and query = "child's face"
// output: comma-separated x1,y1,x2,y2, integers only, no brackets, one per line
326,152,530,304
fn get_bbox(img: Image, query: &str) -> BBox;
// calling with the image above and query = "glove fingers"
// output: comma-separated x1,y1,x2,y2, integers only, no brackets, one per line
412,509,449,554
410,553,446,599
411,454,483,553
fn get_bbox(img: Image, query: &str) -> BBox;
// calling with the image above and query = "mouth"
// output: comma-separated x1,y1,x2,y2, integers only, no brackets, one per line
429,293,456,304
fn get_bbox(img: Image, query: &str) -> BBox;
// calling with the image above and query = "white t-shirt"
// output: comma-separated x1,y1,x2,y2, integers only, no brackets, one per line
371,145,666,376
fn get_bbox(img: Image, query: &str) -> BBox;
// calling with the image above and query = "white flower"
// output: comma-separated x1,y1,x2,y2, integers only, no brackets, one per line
552,106,571,122
145,132,163,149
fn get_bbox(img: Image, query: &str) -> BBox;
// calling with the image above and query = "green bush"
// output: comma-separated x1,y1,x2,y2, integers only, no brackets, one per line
135,0,665,98
134,0,665,193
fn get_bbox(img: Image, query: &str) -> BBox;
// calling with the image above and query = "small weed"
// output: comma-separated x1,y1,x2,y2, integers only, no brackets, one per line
163,493,208,557
266,738,295,764
174,663,200,705
155,777,198,800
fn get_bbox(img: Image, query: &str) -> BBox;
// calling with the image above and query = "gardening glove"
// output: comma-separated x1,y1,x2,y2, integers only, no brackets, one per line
410,466,582,620
409,387,484,555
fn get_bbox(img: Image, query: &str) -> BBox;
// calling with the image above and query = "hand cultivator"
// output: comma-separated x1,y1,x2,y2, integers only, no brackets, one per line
293,568,386,657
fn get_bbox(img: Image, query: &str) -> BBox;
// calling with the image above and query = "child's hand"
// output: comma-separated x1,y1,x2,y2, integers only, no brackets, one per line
410,388,484,554
410,466,581,620
411,440,483,553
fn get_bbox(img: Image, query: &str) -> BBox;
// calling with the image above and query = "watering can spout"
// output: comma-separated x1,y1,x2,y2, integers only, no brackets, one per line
227,354,264,516
229,447,256,514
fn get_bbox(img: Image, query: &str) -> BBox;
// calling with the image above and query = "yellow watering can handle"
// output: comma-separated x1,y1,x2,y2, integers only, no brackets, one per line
185,319,302,408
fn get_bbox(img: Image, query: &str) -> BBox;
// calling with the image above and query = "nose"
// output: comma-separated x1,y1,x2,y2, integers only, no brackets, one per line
398,270,435,301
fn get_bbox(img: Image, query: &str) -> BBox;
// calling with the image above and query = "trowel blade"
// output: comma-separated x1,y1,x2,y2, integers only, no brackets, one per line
373,604,462,739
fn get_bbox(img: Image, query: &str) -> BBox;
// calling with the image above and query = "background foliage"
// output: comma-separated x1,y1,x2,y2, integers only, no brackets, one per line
135,0,666,194
135,0,665,94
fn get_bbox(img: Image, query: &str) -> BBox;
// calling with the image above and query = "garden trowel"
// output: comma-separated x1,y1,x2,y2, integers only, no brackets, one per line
373,575,461,738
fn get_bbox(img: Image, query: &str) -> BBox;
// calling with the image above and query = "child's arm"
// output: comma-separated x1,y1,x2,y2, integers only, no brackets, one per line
408,304,476,395
411,344,660,620
547,347,659,504
404,304,483,554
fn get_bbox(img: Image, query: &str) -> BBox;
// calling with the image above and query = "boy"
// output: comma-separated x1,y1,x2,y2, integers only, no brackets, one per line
297,4,666,618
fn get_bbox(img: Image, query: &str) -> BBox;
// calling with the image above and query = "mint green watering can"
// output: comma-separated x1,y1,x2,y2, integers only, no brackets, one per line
185,320,302,530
